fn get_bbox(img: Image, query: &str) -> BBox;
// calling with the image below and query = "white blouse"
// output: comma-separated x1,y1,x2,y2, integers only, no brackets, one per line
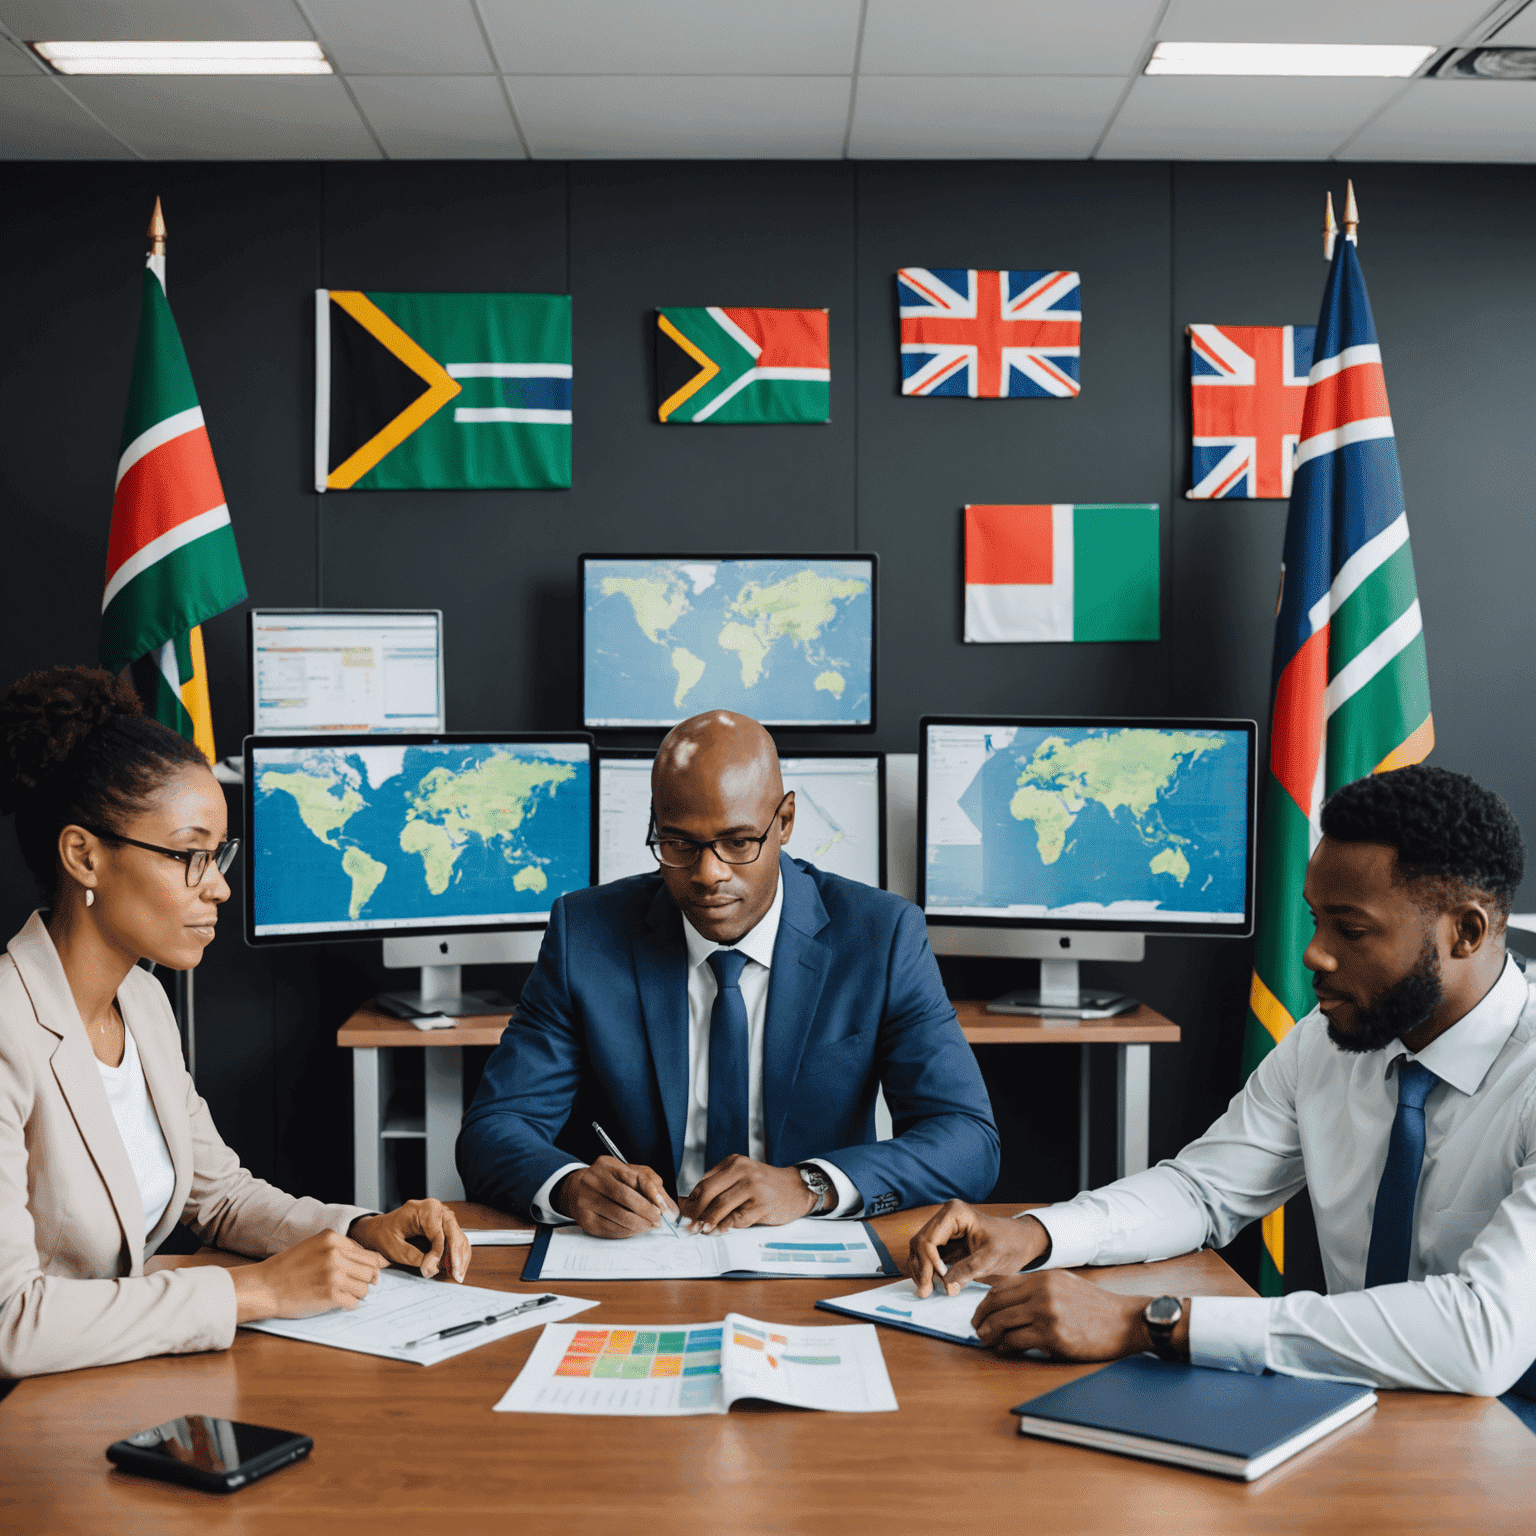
96,1022,177,1237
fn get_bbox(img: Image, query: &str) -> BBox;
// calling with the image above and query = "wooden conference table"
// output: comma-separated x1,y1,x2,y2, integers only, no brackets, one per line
4,1204,1534,1534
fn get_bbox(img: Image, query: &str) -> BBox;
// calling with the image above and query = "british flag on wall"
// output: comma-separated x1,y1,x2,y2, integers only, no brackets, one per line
1189,324,1316,499
898,268,1080,398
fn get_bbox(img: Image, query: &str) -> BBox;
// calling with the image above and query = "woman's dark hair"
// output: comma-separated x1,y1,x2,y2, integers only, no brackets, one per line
0,664,209,897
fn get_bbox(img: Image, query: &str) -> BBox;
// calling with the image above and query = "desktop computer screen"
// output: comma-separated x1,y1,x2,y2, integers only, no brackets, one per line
919,716,1255,935
244,733,593,944
581,553,876,729
597,751,886,889
250,609,445,734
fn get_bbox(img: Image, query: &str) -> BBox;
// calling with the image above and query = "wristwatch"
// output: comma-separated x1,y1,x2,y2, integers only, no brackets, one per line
796,1163,833,1215
1143,1295,1183,1362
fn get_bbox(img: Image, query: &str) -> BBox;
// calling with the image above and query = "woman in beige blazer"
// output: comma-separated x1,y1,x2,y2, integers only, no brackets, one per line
0,666,471,1378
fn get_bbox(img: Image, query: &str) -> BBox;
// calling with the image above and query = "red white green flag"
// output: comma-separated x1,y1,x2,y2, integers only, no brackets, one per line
101,229,246,760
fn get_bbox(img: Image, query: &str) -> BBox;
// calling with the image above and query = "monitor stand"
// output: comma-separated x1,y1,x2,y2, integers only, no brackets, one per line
376,964,513,1023
988,959,1137,1021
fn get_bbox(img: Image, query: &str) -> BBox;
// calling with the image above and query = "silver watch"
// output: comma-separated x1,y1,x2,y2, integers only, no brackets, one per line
796,1163,832,1214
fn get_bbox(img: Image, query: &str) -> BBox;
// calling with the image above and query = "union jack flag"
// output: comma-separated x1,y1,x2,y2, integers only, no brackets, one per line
1189,324,1315,499
898,268,1080,398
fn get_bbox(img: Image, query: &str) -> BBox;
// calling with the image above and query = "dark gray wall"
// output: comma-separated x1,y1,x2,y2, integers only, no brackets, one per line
3,161,1532,1267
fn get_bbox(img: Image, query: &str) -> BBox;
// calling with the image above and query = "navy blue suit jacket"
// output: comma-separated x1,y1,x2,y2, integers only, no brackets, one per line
457,853,999,1221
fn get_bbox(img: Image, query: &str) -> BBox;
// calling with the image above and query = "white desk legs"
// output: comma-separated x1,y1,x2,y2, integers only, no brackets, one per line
1116,1043,1151,1179
353,1047,385,1211
424,1046,466,1202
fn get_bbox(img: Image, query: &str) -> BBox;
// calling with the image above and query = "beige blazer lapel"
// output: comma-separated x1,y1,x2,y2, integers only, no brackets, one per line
127,990,193,1252
7,912,146,1268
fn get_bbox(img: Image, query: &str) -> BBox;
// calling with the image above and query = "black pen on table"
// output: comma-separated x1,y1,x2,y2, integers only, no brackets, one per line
591,1120,683,1239
398,1293,559,1350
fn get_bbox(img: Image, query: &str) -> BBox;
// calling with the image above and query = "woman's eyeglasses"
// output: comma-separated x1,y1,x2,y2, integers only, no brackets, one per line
83,827,240,887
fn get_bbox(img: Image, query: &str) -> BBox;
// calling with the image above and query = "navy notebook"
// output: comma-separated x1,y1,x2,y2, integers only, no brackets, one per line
1012,1356,1376,1481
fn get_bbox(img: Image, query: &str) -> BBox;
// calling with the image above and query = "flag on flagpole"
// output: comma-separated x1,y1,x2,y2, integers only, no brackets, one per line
1243,210,1433,1296
101,207,246,761
964,504,1159,643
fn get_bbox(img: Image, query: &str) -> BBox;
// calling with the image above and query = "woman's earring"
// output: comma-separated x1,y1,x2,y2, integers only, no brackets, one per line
85,889,95,908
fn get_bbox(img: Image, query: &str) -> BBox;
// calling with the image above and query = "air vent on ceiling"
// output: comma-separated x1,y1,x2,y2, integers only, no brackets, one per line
1435,47,1536,79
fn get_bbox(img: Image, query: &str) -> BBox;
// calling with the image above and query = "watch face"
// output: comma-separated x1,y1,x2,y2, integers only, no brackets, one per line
1145,1295,1181,1328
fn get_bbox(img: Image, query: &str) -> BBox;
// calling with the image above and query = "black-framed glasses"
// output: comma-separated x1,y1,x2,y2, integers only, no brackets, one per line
84,827,240,887
646,791,793,869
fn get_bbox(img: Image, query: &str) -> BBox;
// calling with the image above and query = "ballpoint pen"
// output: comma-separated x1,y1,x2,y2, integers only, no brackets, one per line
591,1119,683,1239
398,1293,560,1350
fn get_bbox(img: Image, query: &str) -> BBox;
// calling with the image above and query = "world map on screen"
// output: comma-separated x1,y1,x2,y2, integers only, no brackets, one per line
251,742,590,935
925,726,1248,922
584,558,874,727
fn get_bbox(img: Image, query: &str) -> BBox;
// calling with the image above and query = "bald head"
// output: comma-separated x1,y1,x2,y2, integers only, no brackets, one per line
651,712,793,945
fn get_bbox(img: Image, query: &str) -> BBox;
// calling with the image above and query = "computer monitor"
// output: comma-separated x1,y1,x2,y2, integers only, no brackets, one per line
597,750,887,889
918,715,1256,1014
580,553,877,730
244,732,593,1015
249,609,445,735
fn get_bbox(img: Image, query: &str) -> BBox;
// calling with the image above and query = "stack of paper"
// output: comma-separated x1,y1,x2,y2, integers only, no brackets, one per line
816,1277,990,1346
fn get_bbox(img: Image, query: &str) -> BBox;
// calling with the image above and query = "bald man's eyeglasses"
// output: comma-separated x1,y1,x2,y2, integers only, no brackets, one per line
647,792,792,869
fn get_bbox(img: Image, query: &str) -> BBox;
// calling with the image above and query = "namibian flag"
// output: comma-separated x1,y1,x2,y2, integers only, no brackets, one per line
963,504,1159,643
1244,223,1432,1296
315,290,571,489
102,236,246,759
655,307,830,423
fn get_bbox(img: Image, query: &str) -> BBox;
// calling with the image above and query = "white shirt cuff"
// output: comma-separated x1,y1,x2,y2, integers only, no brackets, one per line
1022,1201,1103,1270
531,1162,588,1225
1188,1295,1274,1375
806,1159,862,1218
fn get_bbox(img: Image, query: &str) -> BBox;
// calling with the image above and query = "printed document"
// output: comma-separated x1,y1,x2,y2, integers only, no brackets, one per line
531,1217,890,1280
818,1277,990,1343
240,1269,596,1366
494,1313,897,1415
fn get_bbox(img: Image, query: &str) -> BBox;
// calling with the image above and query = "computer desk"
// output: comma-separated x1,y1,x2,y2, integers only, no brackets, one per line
3,1204,1532,1534
338,1004,1181,1208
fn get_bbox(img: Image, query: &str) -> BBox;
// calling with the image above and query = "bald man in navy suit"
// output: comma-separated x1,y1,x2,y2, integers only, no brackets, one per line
458,711,999,1236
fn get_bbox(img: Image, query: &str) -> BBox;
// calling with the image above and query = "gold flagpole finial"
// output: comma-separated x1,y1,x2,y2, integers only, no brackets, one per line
1343,179,1359,245
1323,190,1338,262
147,196,166,257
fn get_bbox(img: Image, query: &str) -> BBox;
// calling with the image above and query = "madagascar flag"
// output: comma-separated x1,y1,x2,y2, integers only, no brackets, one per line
964,504,1159,643
101,251,246,759
656,307,830,423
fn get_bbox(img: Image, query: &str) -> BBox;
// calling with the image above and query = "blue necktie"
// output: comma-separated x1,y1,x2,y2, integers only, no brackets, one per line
705,948,751,1169
1363,1059,1439,1288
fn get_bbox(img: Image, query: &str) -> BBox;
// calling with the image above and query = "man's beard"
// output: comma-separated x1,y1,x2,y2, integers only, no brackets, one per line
1325,935,1443,1054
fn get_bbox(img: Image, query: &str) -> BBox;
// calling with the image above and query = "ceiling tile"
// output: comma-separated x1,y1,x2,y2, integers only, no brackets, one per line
1156,0,1492,45
1491,1,1536,43
859,0,1163,75
849,74,1123,157
350,74,521,157
304,0,493,74
0,34,42,71
0,0,309,42
1349,78,1536,159
66,75,379,157
480,0,861,74
508,73,850,156
1098,76,1401,158
0,74,134,155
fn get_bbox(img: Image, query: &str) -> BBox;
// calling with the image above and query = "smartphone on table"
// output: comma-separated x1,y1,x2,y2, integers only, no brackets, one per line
106,1414,311,1494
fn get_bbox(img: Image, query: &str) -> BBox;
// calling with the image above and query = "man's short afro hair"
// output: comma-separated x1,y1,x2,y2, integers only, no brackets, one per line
1320,764,1525,916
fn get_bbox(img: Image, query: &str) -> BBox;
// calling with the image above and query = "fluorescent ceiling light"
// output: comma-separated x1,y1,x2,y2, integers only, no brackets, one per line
32,40,331,75
1146,42,1435,77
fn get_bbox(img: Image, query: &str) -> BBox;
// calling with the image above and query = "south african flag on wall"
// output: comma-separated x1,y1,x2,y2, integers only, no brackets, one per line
102,249,246,759
655,307,830,423
1245,227,1433,1296
315,290,571,489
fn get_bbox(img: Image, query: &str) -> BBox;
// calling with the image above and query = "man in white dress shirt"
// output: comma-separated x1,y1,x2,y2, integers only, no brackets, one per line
908,765,1536,1406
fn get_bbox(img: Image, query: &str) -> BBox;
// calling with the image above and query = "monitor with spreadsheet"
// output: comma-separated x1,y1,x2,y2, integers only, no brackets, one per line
244,733,593,945
598,750,886,890
249,609,444,735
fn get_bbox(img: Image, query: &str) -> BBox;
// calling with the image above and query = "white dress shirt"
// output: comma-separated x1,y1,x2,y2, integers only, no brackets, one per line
1029,956,1536,1395
96,1022,177,1238
532,876,860,1224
